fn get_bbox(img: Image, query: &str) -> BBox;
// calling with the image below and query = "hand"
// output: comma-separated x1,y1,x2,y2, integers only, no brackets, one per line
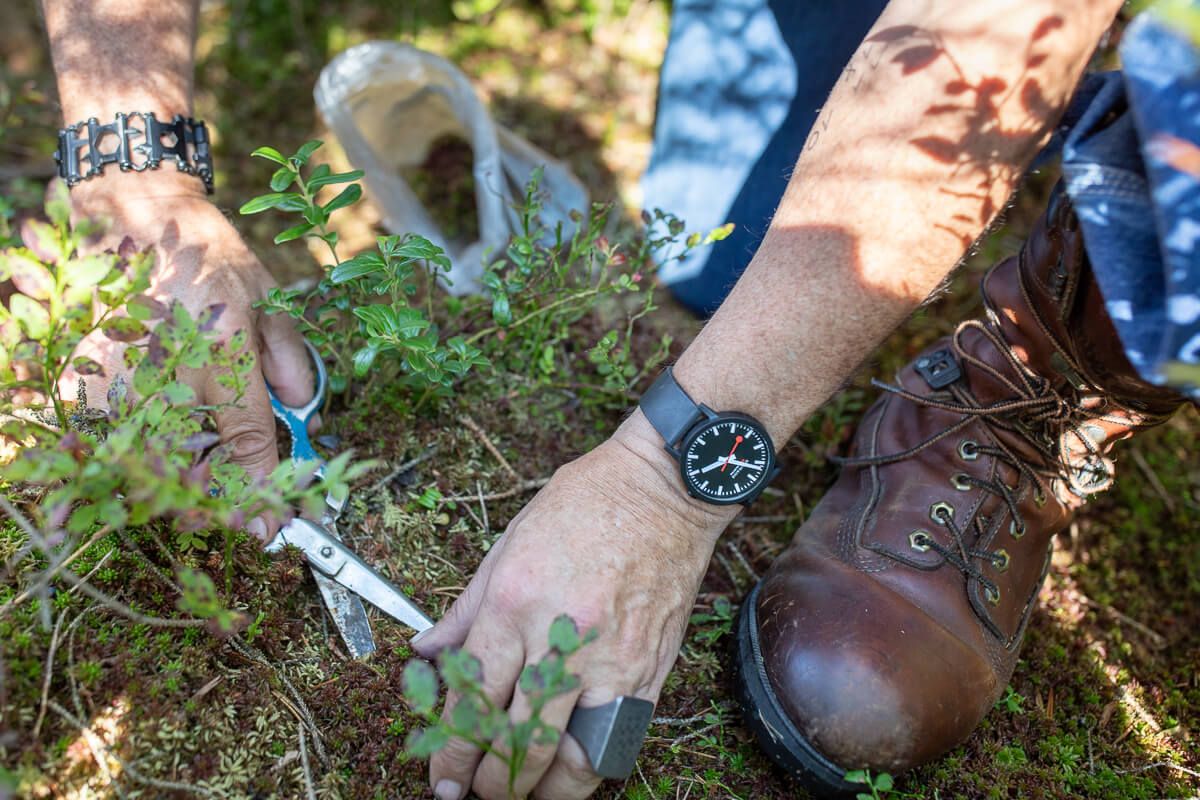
62,173,314,537
411,413,738,800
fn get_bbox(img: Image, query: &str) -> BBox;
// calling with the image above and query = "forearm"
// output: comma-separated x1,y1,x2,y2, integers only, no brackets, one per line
43,0,203,201
653,0,1119,449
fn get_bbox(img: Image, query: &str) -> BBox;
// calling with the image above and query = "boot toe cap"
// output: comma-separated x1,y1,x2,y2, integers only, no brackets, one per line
752,550,1000,773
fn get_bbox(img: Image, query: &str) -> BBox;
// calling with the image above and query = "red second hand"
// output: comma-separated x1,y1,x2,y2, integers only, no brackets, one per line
721,435,744,472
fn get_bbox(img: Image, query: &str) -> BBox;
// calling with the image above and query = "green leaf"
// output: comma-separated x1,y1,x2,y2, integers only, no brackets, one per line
161,382,197,405
293,140,323,165
250,146,288,164
491,293,511,326
308,169,364,190
63,255,114,288
438,648,484,693
71,355,104,376
547,614,581,654
405,726,450,758
844,769,868,784
330,252,385,284
177,568,221,618
45,180,71,228
402,660,439,715
270,166,295,192
274,223,314,244
4,251,54,299
874,773,894,791
101,316,149,343
352,343,380,377
10,294,49,339
703,222,736,244
323,183,362,213
449,694,481,732
239,193,290,215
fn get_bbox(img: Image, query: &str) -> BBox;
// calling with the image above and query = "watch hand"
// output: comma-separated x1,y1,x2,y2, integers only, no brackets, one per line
700,459,729,473
726,459,761,470
721,435,744,473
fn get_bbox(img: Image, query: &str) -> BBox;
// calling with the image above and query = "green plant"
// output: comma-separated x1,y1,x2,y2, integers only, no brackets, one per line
243,141,489,402
688,595,734,647
401,614,597,796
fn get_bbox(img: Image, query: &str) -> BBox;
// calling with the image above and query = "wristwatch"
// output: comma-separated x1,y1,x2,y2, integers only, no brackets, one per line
639,367,779,505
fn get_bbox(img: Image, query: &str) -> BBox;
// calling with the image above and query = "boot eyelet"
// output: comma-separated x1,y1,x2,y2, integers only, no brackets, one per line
930,502,954,523
985,585,1002,606
909,531,932,552
1010,519,1026,539
950,472,972,491
994,548,1010,572
1033,486,1047,507
957,439,979,461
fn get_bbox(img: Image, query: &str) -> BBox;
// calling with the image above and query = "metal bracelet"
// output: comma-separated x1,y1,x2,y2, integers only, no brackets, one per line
54,112,214,194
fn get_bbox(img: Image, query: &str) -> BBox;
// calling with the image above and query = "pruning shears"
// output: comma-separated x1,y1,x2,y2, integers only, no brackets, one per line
264,342,433,658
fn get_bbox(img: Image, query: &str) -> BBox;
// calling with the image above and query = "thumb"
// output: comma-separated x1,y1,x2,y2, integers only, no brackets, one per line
258,310,317,427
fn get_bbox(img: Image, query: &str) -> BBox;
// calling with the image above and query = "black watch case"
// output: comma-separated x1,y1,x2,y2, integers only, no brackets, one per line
668,408,777,506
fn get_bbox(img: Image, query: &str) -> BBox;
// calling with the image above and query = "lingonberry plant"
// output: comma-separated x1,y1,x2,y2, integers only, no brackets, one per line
402,614,598,796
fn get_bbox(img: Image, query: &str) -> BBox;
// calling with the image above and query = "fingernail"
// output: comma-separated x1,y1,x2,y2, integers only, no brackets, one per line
434,779,462,800
247,517,269,543
410,627,431,644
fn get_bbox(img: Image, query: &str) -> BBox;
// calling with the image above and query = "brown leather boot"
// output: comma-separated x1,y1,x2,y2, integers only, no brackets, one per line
732,188,1186,797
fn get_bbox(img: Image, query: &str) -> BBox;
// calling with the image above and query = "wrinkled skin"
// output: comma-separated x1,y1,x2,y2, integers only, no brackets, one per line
64,179,314,536
413,419,738,800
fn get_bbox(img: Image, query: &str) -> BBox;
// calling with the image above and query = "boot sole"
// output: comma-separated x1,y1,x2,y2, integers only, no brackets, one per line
733,581,860,798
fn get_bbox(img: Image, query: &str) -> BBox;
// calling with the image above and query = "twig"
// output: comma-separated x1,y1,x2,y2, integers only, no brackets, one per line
298,721,318,800
370,444,438,493
651,711,711,727
1075,592,1168,649
68,548,115,596
32,608,68,736
477,481,490,535
714,552,741,593
229,636,330,768
47,700,218,797
422,550,465,576
459,415,519,482
1114,761,1200,779
727,542,759,582
1129,449,1185,513
444,478,549,503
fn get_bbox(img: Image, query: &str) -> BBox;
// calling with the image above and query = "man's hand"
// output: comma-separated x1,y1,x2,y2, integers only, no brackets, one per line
412,414,737,800
64,175,314,533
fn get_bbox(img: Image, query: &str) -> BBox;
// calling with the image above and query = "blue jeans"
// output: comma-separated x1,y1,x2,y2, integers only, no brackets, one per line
643,7,1200,399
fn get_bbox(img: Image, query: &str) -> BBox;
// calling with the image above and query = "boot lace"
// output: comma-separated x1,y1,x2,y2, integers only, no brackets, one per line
833,313,1155,599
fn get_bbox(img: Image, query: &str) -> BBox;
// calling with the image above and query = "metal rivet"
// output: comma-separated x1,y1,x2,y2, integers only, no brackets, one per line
1033,486,1047,507
986,585,1001,606
319,545,334,558
958,439,979,461
917,358,929,368
1009,519,1026,539
930,501,954,523
950,472,972,491
994,548,1010,572
909,531,932,552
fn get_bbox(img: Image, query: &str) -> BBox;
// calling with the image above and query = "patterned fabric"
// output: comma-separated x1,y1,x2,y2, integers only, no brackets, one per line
1066,14,1200,397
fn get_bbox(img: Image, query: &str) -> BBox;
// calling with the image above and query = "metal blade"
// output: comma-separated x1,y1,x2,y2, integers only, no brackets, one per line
274,519,435,635
312,570,376,659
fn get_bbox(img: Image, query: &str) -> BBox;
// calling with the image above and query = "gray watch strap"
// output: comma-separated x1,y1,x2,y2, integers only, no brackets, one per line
640,367,706,448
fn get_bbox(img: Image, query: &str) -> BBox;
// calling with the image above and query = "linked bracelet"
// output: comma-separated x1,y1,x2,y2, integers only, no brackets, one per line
54,112,214,194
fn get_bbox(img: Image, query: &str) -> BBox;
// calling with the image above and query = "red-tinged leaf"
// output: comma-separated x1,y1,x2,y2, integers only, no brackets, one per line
910,136,960,164
180,432,220,451
147,331,168,367
196,303,226,333
127,294,170,320
71,355,104,376
868,25,918,43
102,316,149,342
118,236,137,259
944,80,969,95
21,219,62,264
1032,15,1063,41
7,253,54,300
892,46,940,74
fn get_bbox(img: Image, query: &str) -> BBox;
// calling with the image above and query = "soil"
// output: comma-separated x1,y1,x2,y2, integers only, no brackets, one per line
399,134,480,246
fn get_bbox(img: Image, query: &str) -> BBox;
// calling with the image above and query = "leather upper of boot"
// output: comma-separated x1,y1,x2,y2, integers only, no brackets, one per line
754,197,1185,774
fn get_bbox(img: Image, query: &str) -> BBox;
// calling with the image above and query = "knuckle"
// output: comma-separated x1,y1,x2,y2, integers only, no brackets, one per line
223,424,275,465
